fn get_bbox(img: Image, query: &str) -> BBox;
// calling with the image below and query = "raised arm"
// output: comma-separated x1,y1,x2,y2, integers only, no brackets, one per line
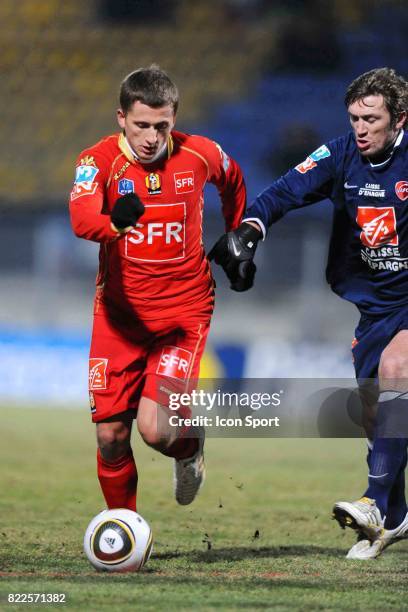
209,141,340,290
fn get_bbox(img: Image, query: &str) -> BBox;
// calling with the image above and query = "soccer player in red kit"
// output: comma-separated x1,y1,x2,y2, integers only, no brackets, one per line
69,66,247,511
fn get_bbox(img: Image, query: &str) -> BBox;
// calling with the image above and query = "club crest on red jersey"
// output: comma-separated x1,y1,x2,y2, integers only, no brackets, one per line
395,181,408,201
89,358,108,390
145,173,161,195
357,206,398,247
156,346,192,380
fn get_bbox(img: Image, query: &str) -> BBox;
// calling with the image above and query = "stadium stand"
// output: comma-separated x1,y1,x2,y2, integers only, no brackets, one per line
2,0,404,204
0,0,273,204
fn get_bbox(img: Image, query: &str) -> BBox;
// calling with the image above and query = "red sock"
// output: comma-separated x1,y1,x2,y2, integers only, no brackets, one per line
97,449,138,511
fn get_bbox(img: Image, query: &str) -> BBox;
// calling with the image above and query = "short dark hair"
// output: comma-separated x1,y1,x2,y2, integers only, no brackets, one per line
119,65,179,114
345,67,408,127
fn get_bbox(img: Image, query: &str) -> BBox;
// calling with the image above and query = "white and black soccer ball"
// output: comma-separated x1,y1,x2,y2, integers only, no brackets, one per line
84,509,153,572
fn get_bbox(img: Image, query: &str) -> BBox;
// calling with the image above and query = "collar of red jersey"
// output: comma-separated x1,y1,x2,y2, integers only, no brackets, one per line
118,132,174,163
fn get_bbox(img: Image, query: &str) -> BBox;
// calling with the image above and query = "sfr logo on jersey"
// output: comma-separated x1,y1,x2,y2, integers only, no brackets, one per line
89,358,108,390
174,171,194,194
125,202,186,262
156,346,192,380
357,206,398,248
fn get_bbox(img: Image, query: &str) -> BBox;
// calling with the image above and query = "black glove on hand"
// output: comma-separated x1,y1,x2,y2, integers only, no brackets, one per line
208,223,261,291
111,193,145,230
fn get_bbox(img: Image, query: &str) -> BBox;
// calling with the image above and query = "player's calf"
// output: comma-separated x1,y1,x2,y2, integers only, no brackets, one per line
95,412,137,511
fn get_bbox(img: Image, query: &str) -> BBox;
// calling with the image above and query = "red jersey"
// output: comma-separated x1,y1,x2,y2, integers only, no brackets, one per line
69,131,246,319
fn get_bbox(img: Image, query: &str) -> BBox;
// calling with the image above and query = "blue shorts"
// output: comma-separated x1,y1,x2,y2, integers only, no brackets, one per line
352,307,408,381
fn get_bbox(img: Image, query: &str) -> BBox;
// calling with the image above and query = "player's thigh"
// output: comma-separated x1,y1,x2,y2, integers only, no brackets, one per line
142,318,211,405
379,330,408,390
352,312,408,433
137,319,211,440
89,309,149,423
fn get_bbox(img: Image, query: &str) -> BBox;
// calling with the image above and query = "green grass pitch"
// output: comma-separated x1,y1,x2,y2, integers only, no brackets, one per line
0,406,407,611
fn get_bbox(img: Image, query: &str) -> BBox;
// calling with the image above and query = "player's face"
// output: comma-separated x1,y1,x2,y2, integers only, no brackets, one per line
117,101,176,162
348,95,406,158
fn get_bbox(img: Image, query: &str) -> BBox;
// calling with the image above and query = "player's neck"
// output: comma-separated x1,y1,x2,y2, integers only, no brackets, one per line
367,130,403,166
125,136,167,165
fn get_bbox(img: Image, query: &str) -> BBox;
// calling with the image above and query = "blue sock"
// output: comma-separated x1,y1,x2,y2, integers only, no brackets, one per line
363,392,408,519
367,442,407,529
364,438,406,517
385,464,407,529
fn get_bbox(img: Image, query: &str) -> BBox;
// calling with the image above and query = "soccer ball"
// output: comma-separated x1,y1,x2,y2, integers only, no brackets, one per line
84,509,153,572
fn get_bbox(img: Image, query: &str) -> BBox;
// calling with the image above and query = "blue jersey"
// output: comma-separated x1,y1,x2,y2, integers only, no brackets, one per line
245,131,408,316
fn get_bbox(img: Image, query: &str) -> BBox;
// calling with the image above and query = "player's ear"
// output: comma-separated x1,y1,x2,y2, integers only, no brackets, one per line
396,111,407,130
117,108,126,129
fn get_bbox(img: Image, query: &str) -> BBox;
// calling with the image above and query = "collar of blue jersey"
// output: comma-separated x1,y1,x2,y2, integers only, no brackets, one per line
367,129,404,168
118,132,174,164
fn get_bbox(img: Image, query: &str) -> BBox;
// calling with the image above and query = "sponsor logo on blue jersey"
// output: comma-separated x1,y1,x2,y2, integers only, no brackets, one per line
74,165,98,184
310,145,331,162
118,178,135,195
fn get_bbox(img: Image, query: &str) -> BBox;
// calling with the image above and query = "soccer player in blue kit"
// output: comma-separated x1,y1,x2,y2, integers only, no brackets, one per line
209,68,408,559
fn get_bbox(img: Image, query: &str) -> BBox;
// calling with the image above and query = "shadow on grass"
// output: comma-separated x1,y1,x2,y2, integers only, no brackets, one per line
152,544,344,562
0,545,344,578
3,544,408,581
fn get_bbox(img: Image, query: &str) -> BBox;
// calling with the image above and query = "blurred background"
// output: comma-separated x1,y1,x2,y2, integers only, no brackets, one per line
1,0,407,404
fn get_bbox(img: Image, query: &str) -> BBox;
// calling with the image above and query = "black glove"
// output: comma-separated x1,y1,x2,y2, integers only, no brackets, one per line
208,223,261,291
111,193,145,230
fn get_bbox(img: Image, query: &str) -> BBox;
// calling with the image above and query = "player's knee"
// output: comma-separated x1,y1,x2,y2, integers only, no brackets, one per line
137,421,165,449
379,350,408,387
96,422,131,458
137,397,173,450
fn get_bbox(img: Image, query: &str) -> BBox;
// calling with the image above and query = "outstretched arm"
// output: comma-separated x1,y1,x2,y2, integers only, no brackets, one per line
209,141,339,290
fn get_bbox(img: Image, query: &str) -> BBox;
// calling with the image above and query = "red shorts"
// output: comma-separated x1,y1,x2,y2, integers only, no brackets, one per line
88,303,211,422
